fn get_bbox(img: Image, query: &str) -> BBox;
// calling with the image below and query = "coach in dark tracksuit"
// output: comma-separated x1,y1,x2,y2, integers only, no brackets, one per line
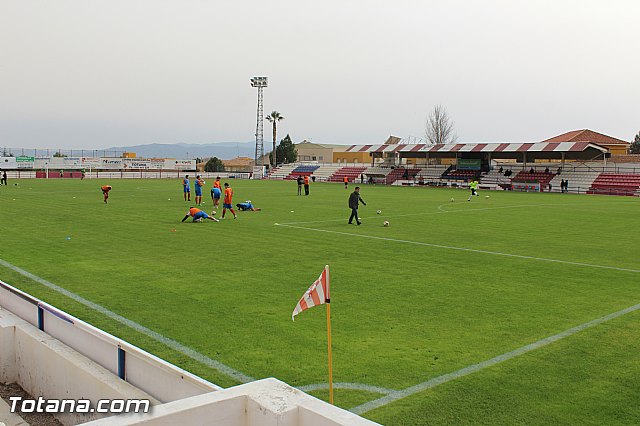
348,186,366,225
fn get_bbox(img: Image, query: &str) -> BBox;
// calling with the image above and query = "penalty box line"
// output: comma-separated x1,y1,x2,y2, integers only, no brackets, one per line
351,300,640,414
0,258,255,384
274,224,640,274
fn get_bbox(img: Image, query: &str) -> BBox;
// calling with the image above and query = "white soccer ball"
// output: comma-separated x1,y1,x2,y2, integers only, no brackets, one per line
211,210,217,216
450,198,454,202
376,210,382,214
485,195,490,198
383,220,389,227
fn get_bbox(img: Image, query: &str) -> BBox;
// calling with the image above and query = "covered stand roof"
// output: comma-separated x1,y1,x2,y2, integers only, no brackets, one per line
345,141,608,161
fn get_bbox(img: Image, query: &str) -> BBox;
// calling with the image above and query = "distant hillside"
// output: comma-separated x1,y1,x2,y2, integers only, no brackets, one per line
104,142,255,160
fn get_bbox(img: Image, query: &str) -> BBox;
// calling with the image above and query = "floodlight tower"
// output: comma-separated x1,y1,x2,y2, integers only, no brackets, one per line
250,76,268,167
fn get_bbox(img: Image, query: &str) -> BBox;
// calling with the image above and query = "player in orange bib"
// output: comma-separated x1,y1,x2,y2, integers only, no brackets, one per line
181,207,219,223
101,185,112,203
211,176,222,209
222,183,237,219
343,176,348,189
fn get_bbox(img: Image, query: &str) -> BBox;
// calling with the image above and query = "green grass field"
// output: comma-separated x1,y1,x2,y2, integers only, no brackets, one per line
1,178,639,425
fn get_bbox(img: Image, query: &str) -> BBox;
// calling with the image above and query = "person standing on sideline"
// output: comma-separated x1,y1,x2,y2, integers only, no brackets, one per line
211,176,222,209
468,180,479,201
348,186,366,225
181,207,219,223
343,176,349,189
182,175,191,201
81,169,86,180
194,175,205,205
303,175,310,195
296,175,303,195
222,183,237,219
101,185,112,203
564,179,569,193
1,169,7,185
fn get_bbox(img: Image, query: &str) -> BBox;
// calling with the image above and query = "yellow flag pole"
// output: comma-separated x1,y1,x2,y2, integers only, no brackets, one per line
326,300,334,405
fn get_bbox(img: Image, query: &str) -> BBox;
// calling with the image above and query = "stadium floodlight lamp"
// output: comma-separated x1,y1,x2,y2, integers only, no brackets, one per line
250,77,268,87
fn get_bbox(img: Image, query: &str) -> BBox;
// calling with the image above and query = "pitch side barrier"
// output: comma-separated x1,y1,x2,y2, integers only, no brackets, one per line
0,280,221,402
0,170,251,179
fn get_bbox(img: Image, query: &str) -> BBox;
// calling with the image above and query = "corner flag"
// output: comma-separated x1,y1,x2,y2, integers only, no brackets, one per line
292,265,330,320
291,265,334,404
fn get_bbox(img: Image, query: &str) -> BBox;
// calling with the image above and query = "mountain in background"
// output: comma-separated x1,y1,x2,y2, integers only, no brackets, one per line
104,142,255,160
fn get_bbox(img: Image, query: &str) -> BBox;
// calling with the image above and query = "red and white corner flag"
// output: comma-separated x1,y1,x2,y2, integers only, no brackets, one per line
292,265,330,321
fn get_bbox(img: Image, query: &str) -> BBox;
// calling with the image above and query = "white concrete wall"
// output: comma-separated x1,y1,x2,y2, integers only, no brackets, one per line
0,281,221,403
0,309,159,425
81,379,379,426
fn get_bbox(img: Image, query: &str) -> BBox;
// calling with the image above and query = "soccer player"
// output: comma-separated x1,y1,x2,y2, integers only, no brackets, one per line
101,185,112,203
181,207,219,223
182,175,191,201
194,175,205,205
348,186,366,225
304,175,310,195
296,175,303,195
343,176,349,189
468,179,480,201
222,183,237,219
211,177,222,208
236,201,261,211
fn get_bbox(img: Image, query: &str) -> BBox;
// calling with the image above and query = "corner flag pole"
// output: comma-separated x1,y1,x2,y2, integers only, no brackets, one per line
325,265,334,404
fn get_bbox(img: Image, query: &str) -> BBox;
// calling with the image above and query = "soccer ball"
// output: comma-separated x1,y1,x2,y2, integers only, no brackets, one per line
211,210,217,216
485,195,490,198
450,198,454,202
383,220,389,227
376,210,382,214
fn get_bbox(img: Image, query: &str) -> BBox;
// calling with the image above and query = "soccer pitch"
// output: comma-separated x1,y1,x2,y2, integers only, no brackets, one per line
1,178,639,425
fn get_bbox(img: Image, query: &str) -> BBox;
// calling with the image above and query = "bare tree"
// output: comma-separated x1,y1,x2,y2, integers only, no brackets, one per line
425,105,457,145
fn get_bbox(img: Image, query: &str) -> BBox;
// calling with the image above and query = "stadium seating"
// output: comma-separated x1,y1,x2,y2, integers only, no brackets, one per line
309,164,343,182
442,169,479,180
286,165,320,179
386,167,420,184
511,171,555,190
587,173,640,196
268,164,297,180
548,171,600,193
328,166,368,183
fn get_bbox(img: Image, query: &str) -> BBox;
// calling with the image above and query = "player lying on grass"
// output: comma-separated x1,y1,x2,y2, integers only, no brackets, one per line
235,201,261,211
181,207,219,223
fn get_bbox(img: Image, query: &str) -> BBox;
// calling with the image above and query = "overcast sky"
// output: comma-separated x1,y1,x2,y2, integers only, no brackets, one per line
1,0,638,150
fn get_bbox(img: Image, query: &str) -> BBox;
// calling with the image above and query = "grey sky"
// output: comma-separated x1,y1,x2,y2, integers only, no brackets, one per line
1,0,638,149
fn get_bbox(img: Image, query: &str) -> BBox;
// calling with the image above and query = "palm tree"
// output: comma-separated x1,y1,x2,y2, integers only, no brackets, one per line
265,111,284,168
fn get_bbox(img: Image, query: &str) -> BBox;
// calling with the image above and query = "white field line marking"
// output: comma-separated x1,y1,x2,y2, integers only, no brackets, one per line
0,258,254,384
299,382,396,395
275,224,640,274
351,301,640,415
279,203,573,226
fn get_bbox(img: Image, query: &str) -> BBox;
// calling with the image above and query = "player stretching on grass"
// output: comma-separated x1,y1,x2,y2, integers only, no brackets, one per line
101,185,112,203
211,177,222,209
194,175,205,205
222,183,237,219
182,175,191,201
181,207,219,223
468,179,479,201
